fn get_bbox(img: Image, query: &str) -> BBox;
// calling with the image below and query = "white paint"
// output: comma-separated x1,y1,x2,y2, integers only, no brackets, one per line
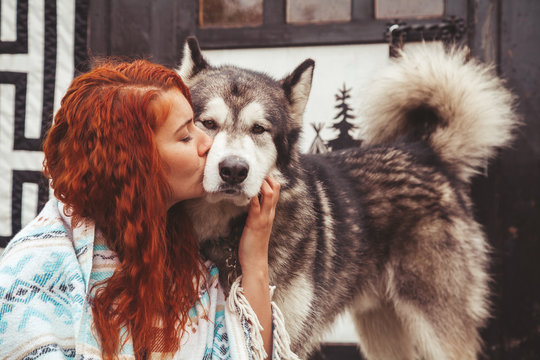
24,1,45,139
0,84,15,238
203,43,390,153
1,0,17,42
54,0,76,117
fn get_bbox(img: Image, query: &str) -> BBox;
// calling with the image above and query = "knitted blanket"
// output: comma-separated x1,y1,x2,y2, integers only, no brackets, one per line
0,199,298,359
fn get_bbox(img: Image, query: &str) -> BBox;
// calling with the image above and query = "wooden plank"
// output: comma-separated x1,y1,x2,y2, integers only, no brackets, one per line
494,0,540,357
196,20,397,49
352,0,373,21
87,0,110,56
150,0,177,66
109,0,151,59
176,0,198,66
263,0,285,25
468,0,500,64
444,0,468,19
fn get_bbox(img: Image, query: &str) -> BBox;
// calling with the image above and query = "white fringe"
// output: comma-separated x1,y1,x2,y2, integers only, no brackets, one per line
228,276,267,359
269,296,300,360
228,277,300,360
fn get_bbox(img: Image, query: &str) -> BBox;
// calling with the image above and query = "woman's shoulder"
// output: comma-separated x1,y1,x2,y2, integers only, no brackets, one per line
2,199,66,256
0,199,89,359
0,198,89,288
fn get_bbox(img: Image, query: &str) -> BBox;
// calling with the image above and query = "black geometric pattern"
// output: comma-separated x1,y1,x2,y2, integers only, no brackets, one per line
0,0,28,54
0,1,89,248
10,170,51,243
21,344,76,360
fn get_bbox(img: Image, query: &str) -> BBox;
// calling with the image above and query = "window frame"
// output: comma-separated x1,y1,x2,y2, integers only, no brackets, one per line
180,0,468,50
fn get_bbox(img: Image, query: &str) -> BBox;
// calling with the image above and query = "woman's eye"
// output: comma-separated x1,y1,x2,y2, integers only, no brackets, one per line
252,124,266,134
202,120,217,130
181,135,192,142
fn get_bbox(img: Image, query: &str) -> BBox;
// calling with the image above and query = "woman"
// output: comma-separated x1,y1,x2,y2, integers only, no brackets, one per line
0,60,296,359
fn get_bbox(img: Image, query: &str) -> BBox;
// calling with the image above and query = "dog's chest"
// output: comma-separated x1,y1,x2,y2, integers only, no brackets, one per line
198,213,248,293
188,200,246,240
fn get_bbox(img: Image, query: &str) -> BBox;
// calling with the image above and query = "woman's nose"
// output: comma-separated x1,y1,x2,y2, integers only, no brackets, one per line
198,128,213,156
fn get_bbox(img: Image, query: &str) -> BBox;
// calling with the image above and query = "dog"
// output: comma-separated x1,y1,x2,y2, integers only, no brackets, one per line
176,37,518,359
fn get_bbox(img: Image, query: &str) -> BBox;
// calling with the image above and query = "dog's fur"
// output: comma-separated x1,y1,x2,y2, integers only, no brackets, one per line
177,38,518,359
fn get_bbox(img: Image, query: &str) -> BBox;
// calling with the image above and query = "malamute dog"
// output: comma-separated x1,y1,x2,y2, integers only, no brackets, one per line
177,37,518,359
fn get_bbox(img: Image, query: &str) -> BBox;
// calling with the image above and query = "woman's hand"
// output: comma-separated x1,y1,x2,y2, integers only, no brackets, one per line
238,176,280,270
238,176,280,358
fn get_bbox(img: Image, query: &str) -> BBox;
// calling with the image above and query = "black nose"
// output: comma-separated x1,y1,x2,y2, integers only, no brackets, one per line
219,156,249,185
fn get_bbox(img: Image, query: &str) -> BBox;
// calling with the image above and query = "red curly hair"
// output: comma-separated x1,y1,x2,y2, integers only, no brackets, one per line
43,59,204,358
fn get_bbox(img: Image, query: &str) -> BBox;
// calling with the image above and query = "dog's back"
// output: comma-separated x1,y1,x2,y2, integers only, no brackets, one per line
294,144,487,358
270,141,487,358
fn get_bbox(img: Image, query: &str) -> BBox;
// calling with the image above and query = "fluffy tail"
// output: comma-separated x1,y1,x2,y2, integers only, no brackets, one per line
361,43,519,183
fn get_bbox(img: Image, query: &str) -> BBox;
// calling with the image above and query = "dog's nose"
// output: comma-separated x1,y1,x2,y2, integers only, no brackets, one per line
219,156,249,185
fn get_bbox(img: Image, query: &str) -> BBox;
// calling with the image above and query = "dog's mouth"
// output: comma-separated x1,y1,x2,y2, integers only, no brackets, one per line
206,183,248,197
218,185,244,196
204,185,251,206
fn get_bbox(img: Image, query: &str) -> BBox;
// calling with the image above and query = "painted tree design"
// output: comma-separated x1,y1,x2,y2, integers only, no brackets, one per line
327,83,362,151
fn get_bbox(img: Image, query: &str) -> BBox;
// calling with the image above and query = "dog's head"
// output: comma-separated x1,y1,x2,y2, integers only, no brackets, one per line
177,37,314,206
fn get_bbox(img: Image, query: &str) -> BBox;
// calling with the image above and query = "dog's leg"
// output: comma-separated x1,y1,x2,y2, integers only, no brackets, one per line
352,301,415,360
388,220,488,360
353,299,475,360
351,264,484,360
392,300,448,360
391,299,482,360
353,276,484,360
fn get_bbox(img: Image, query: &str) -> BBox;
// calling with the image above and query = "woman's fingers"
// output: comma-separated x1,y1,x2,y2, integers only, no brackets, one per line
250,194,258,206
259,179,272,211
266,175,278,189
246,177,280,230
266,176,280,207
259,177,280,214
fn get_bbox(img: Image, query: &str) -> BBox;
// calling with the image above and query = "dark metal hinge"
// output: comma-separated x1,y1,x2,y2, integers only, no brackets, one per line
385,17,466,57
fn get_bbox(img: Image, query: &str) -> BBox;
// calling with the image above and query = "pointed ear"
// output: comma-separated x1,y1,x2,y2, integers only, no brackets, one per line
281,59,315,127
177,36,209,81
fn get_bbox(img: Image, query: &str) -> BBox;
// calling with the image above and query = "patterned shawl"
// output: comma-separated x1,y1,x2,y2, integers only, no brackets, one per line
0,199,298,360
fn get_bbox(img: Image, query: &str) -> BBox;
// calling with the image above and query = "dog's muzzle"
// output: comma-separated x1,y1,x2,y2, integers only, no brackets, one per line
219,156,249,186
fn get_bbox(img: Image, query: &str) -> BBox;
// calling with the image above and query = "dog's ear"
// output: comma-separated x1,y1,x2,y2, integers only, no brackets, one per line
177,36,209,81
280,59,315,128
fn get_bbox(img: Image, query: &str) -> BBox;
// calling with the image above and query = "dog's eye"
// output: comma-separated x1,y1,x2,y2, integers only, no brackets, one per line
202,119,218,130
252,124,266,134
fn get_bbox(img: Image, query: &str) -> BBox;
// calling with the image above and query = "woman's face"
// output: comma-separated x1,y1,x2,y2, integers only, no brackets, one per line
153,89,213,208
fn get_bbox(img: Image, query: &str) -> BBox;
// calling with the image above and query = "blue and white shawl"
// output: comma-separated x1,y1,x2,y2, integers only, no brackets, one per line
0,199,298,360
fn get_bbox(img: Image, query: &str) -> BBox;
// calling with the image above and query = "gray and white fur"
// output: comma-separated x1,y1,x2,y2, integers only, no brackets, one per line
177,38,519,359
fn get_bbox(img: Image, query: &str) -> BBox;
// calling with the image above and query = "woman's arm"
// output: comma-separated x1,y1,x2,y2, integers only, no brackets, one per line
238,177,280,358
